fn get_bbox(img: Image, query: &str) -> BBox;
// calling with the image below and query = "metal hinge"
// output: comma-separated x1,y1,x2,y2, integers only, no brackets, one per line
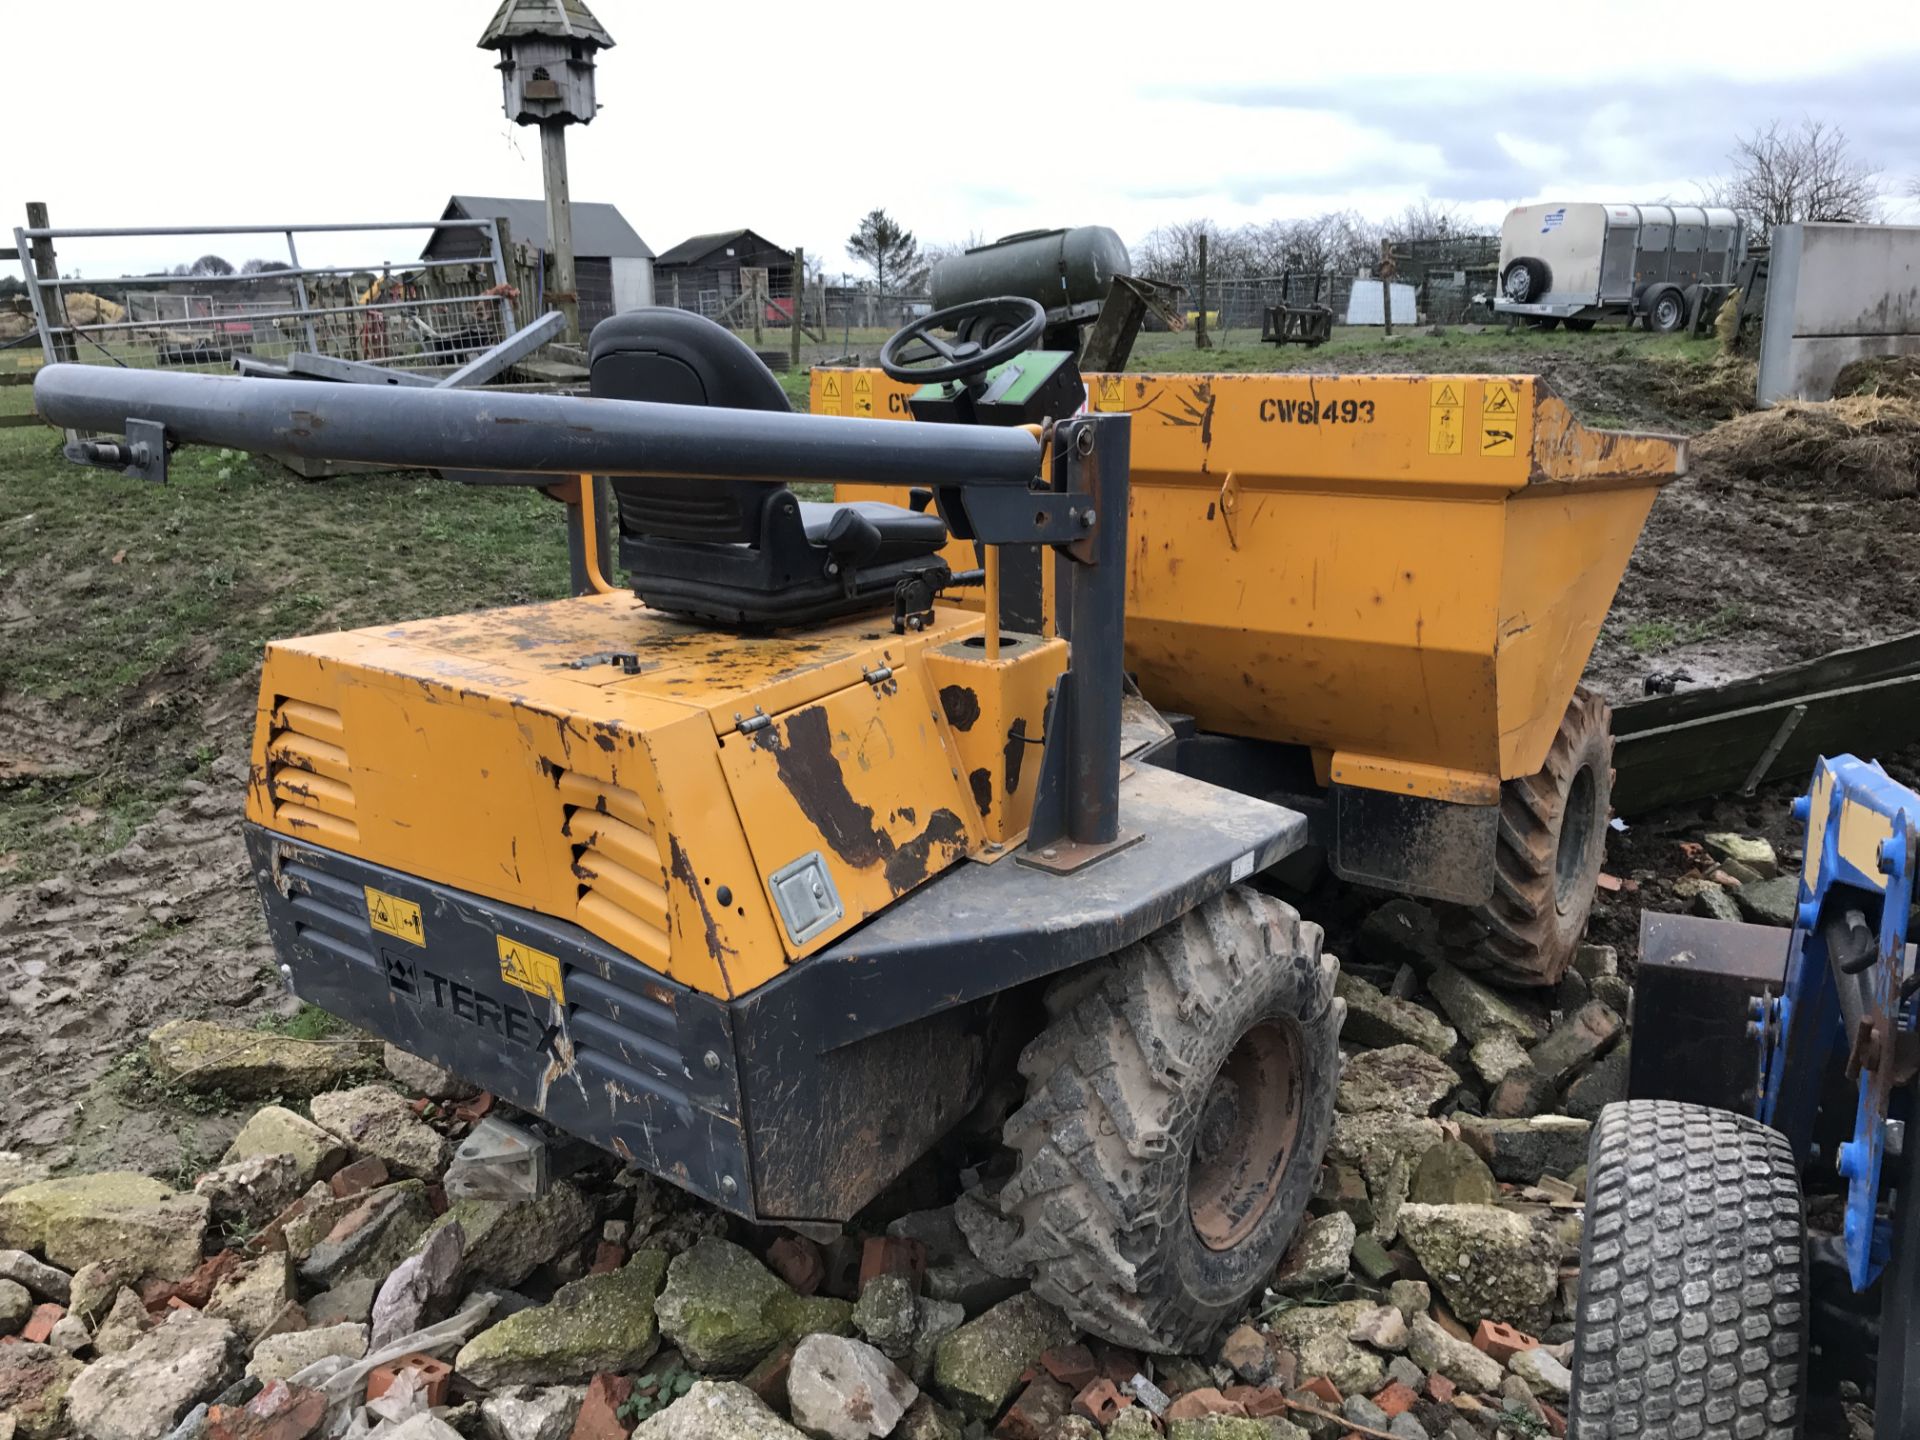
862,665,894,685
734,708,771,735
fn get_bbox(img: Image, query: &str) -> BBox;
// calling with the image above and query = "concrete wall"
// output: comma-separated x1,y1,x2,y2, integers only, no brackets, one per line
611,257,654,313
1758,223,1920,403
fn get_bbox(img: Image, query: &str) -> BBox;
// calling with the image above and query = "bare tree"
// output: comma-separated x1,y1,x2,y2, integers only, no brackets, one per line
1712,118,1881,239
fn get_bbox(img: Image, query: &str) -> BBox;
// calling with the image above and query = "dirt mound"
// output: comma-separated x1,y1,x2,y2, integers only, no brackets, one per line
1835,355,1920,403
1690,394,1920,496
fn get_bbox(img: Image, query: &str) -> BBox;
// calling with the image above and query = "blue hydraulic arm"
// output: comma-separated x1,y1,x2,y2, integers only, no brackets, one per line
1756,755,1920,1293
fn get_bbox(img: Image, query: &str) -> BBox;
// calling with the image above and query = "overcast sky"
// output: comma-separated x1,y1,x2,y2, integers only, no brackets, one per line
11,0,1919,280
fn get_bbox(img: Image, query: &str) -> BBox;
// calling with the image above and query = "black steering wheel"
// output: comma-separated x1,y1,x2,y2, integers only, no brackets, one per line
880,296,1046,385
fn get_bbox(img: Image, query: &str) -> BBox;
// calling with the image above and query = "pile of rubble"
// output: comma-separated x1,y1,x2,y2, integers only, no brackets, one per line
0,894,1635,1440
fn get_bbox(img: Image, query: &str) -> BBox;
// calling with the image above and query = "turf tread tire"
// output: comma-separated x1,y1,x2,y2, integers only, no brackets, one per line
957,887,1342,1353
1569,1100,1807,1440
1464,686,1613,986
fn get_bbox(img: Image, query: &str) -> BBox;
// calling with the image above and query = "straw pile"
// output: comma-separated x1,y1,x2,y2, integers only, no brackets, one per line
1692,394,1920,496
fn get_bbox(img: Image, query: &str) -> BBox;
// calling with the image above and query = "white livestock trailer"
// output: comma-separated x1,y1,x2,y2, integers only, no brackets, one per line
1494,202,1746,333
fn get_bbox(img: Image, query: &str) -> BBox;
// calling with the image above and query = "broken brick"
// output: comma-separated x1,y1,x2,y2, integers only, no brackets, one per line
571,1373,636,1440
1165,1387,1245,1422
995,1375,1071,1440
1300,1376,1342,1407
1099,1346,1145,1389
366,1353,451,1408
765,1236,825,1296
857,1236,927,1295
1040,1343,1098,1390
588,1242,626,1276
453,1091,495,1125
1542,1401,1568,1437
1371,1381,1418,1418
1072,1378,1128,1428
206,1381,330,1440
744,1343,796,1412
328,1157,389,1199
21,1304,64,1344
1472,1319,1539,1365
1425,1372,1456,1404
143,1251,238,1310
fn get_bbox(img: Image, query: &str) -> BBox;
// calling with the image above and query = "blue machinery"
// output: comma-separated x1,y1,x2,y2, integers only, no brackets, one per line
1754,755,1920,1430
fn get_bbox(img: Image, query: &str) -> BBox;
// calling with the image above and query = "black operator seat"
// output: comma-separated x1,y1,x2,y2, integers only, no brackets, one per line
587,309,949,626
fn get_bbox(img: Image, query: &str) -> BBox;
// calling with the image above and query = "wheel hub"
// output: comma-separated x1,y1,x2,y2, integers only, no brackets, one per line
1555,763,1599,912
1187,1019,1304,1252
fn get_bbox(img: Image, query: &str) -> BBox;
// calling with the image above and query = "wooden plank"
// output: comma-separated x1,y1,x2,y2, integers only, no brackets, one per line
1614,672,1920,814
1615,629,1920,733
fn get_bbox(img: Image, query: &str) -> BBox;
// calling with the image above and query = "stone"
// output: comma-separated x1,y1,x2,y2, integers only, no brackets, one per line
1396,1205,1556,1332
0,1173,208,1283
383,1044,479,1102
1327,1111,1445,1244
887,1206,1020,1315
655,1237,840,1375
1553,970,1591,1014
277,1187,365,1264
206,1253,297,1345
787,1333,918,1440
1487,1066,1558,1120
1466,1032,1531,1088
298,1181,434,1289
67,1312,241,1440
1109,1413,1163,1440
894,1395,963,1440
147,1020,368,1099
1737,875,1800,928
371,1220,466,1349
221,1108,349,1190
1345,1396,1391,1430
1166,1415,1272,1440
375,1418,464,1440
1357,899,1446,972
1408,1143,1498,1207
1310,1163,1374,1231
0,1343,81,1440
1387,1416,1427,1440
1386,1356,1425,1391
0,1156,52,1200
631,1380,808,1439
67,1266,128,1326
1337,1046,1460,1117
1690,882,1743,924
308,1087,451,1181
46,1314,88,1356
852,1272,918,1360
1407,1315,1502,1395
246,1323,368,1383
1703,833,1778,877
1336,974,1457,1058
1592,975,1632,1017
905,1296,965,1387
1563,1043,1632,1121
1524,1003,1622,1088
0,1277,31,1330
1424,964,1547,1046
1350,1305,1408,1351
1387,1280,1430,1325
455,1250,669,1388
195,1155,308,1235
1219,1323,1270,1382
1267,1300,1385,1398
1456,1117,1591,1185
0,1252,71,1305
92,1288,154,1355
1349,1233,1397,1283
929,1291,1074,1421
1271,1211,1356,1292
478,1384,586,1440
306,1277,379,1328
1571,945,1618,982
1508,1347,1571,1400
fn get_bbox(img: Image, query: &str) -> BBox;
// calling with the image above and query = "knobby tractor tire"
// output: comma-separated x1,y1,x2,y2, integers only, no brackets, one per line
1465,686,1614,987
1570,1101,1807,1440
957,887,1342,1353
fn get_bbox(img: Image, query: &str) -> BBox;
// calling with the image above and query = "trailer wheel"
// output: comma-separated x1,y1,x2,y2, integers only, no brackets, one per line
1647,287,1687,333
1502,257,1552,304
1570,1100,1807,1439
1463,687,1612,986
958,887,1341,1353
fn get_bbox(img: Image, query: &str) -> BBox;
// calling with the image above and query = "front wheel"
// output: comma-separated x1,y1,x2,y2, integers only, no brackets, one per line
1570,1101,1807,1438
957,888,1342,1353
1647,288,1687,333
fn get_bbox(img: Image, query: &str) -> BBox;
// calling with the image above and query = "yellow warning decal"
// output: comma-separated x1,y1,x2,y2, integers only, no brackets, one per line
1429,380,1462,409
1428,407,1463,455
821,401,842,415
1484,380,1517,416
822,375,841,397
497,935,565,1004
1095,377,1126,411
1480,424,1517,457
852,374,872,394
365,886,424,946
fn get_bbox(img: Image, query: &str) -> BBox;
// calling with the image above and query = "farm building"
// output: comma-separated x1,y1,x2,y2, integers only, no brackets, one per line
652,229,793,318
421,194,654,334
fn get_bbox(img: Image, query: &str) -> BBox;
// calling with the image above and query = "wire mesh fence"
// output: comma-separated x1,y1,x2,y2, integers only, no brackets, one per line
12,219,517,380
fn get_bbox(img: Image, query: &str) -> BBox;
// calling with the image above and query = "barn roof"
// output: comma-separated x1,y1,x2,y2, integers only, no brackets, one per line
653,229,787,268
478,0,614,49
427,196,653,260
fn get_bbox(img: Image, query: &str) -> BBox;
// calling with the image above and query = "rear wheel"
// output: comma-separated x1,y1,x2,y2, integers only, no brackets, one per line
957,887,1342,1353
1647,287,1687,333
1570,1100,1807,1439
1463,686,1613,986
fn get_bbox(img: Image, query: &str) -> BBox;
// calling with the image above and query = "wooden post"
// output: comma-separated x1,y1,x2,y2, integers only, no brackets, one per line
672,273,681,311
1381,276,1393,337
789,247,805,373
24,202,76,364
539,121,581,343
751,268,765,346
1194,232,1212,350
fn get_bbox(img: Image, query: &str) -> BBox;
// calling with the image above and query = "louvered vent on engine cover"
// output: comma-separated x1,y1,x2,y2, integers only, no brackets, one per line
559,771,672,972
265,699,360,846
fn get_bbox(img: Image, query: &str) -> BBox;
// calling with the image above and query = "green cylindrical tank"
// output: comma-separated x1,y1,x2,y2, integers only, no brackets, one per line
930,227,1131,313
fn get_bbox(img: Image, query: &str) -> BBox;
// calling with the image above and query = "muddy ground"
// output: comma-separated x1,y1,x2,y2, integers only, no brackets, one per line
3,328,1915,1172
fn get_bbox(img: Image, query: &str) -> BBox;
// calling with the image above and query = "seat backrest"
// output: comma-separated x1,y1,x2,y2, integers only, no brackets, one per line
588,309,791,544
